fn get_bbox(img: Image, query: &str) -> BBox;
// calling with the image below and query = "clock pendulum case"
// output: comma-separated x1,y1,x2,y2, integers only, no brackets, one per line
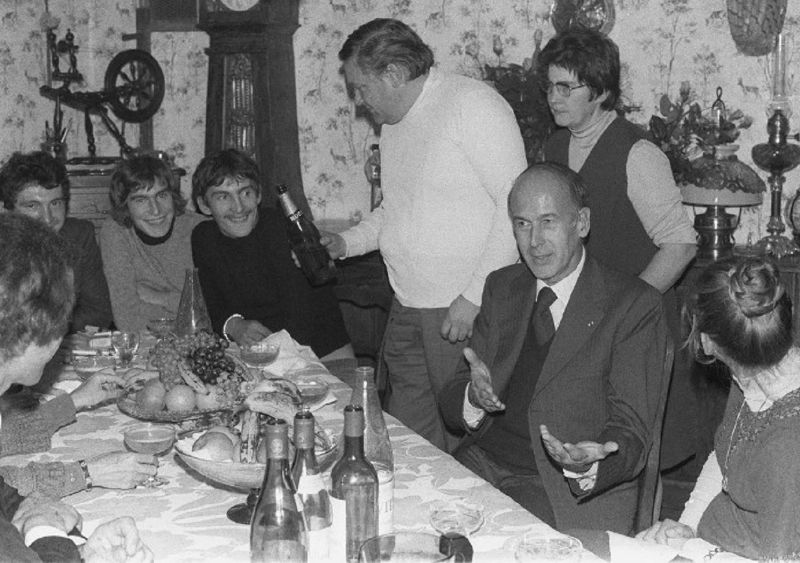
198,0,309,212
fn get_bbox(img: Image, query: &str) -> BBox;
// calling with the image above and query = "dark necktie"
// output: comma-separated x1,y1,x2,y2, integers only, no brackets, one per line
533,286,557,346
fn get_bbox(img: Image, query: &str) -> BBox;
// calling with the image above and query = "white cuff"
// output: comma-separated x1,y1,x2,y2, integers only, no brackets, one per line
563,461,599,491
222,314,244,342
462,383,486,429
25,525,69,546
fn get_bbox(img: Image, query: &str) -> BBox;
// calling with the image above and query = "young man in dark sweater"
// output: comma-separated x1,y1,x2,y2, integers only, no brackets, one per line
191,149,353,361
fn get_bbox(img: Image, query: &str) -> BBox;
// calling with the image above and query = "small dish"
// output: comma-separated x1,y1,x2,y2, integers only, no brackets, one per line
509,531,582,562
293,373,329,405
123,423,176,455
240,341,280,367
429,498,485,537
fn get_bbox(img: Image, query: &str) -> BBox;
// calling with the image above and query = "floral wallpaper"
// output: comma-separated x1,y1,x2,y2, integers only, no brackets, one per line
1,0,799,242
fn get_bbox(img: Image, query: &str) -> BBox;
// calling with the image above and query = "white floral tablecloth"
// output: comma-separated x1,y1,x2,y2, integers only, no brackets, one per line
4,365,601,562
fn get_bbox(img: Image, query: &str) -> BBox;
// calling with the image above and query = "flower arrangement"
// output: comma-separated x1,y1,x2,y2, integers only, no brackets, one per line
648,82,755,188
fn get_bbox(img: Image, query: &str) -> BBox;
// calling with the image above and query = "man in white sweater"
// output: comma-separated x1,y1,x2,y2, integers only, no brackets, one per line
324,18,527,451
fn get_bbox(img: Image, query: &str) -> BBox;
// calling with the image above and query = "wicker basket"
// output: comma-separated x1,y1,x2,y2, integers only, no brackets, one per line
727,0,787,56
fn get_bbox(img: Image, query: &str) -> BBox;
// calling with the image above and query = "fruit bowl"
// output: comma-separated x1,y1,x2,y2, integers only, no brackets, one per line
117,391,239,425
175,428,338,490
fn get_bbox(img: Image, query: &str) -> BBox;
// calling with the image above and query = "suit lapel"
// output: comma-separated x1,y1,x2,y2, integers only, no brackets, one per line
534,257,608,398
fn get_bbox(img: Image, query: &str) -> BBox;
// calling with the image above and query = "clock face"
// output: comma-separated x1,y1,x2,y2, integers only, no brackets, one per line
220,0,259,10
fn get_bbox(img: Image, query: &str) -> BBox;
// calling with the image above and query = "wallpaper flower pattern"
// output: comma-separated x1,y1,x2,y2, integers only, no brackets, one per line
1,0,799,240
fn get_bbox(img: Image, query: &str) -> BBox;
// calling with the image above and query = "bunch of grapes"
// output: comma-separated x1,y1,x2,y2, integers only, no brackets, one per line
190,340,235,384
150,331,240,390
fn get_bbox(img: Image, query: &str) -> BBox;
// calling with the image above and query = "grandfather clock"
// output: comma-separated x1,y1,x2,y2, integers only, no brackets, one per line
199,0,308,213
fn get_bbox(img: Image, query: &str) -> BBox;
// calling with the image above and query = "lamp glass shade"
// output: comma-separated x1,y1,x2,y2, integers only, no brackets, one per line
681,184,763,207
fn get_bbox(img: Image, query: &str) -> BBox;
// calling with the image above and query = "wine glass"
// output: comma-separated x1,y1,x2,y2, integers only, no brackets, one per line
123,423,175,487
239,341,280,368
112,332,140,369
429,498,485,537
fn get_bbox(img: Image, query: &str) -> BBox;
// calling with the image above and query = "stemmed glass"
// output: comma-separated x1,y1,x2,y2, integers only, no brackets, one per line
123,423,174,488
112,332,140,369
429,498,485,538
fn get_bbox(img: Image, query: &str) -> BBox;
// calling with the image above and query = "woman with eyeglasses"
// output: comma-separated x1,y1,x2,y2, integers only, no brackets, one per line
540,28,697,471
100,154,206,331
638,256,800,560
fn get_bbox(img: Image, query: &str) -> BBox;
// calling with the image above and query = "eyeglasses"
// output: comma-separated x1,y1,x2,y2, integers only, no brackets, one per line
545,81,588,97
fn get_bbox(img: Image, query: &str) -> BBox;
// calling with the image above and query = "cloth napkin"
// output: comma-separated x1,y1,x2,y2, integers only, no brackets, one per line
243,330,337,411
247,329,327,378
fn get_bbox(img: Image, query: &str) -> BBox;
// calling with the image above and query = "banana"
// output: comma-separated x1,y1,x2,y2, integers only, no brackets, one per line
177,361,208,394
250,378,302,402
244,391,300,422
239,410,260,463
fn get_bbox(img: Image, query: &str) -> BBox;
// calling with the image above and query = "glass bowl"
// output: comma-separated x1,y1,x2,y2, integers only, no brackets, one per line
512,532,583,562
123,423,176,455
429,498,485,536
240,341,280,367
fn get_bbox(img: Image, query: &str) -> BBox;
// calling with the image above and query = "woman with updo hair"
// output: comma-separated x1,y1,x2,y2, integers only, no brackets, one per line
638,256,800,559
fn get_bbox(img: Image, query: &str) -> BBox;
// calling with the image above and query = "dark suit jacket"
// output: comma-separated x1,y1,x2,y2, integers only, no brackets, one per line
440,255,671,534
60,217,113,331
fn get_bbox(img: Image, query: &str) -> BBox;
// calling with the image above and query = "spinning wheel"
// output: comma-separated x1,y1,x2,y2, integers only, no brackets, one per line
104,49,164,124
40,48,166,158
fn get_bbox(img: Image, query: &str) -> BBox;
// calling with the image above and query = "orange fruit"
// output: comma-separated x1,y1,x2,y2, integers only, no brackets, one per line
164,385,196,413
136,383,166,413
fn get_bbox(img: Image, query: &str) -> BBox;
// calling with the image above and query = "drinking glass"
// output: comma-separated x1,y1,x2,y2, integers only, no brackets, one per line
123,423,175,488
429,498,485,537
112,332,139,369
239,341,279,368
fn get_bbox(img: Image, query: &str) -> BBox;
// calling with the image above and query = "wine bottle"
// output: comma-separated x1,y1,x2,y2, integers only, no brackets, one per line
367,144,382,211
276,184,336,286
330,405,378,563
291,407,331,561
250,419,308,563
350,366,394,535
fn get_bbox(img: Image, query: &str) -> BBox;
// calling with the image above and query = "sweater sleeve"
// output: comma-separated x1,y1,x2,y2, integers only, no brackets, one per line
453,88,527,305
626,140,695,247
0,395,77,457
0,462,86,498
679,451,722,531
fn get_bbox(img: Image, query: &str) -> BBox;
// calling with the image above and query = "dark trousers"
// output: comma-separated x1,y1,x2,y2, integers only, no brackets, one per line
454,442,556,528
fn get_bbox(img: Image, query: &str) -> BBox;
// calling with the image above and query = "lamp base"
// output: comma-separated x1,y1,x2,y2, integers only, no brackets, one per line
753,234,800,259
693,206,738,261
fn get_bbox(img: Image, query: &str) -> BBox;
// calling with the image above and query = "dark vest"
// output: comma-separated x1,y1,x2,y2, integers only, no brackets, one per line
545,118,657,277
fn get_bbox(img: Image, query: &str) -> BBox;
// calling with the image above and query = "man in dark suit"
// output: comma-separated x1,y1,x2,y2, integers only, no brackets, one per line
440,162,671,534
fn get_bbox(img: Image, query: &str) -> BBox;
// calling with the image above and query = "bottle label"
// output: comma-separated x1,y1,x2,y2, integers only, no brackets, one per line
296,473,326,496
329,496,346,562
376,467,394,535
288,209,303,222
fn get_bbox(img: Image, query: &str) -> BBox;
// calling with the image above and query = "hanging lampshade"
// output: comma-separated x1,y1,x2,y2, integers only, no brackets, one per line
726,0,787,56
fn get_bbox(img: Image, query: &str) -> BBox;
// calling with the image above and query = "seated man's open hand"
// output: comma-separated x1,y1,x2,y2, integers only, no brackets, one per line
82,516,153,563
464,347,505,413
539,424,618,473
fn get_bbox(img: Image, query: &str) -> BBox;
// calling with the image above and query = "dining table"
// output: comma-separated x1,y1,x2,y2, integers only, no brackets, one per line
1,334,603,562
